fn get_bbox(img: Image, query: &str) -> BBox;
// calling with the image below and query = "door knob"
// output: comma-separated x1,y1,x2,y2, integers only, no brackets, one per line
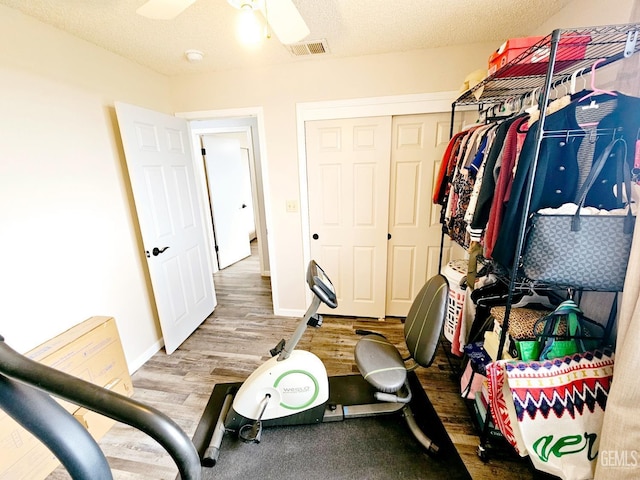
312,233,319,240
152,246,170,256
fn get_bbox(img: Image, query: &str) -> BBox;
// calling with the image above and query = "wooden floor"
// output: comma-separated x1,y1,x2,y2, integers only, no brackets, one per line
48,242,542,480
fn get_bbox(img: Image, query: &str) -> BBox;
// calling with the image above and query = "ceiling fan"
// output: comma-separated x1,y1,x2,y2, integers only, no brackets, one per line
136,0,310,45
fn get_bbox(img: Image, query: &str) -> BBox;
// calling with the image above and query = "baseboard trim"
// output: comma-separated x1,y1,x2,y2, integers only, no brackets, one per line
274,307,305,318
128,338,164,374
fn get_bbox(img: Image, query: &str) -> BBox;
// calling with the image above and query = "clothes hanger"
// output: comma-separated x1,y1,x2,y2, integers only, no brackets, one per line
569,66,586,95
575,58,618,128
578,58,617,106
546,77,572,116
511,290,555,309
561,77,569,97
524,87,541,124
525,87,540,114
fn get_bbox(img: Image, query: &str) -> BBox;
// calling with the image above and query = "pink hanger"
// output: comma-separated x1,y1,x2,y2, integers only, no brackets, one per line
578,58,618,103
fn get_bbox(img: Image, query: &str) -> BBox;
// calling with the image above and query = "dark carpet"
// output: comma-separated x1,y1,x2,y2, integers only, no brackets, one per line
188,372,471,480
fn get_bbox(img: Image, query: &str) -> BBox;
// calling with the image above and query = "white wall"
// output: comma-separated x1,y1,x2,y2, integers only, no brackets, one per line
534,0,635,33
0,5,170,370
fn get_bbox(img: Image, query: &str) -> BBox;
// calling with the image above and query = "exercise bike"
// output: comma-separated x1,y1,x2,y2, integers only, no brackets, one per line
204,260,449,466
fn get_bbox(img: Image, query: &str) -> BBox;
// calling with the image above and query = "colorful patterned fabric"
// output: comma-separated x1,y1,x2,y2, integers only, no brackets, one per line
486,360,529,456
505,349,614,480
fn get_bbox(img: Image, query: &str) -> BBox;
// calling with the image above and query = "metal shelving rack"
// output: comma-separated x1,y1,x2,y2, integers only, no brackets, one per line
454,24,639,107
446,23,640,460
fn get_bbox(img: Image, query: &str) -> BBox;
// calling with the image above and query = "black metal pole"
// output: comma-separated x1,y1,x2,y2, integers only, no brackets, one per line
495,29,563,365
0,338,201,480
0,373,113,480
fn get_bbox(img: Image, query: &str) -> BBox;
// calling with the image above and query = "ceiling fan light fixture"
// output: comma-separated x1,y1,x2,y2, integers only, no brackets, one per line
227,0,262,11
236,7,264,44
227,0,309,45
260,0,310,44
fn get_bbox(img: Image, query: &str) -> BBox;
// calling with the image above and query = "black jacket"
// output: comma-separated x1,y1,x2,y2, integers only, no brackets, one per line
492,92,640,270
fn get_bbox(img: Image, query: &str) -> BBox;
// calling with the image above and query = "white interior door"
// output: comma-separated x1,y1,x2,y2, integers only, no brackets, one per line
386,113,453,317
306,116,392,319
201,135,252,269
115,102,216,354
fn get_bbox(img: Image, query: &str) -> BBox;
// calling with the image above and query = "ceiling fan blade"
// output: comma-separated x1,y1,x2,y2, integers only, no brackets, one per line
261,0,310,44
136,0,197,20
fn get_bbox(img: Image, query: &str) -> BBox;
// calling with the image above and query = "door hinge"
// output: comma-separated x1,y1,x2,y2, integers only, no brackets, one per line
201,148,206,156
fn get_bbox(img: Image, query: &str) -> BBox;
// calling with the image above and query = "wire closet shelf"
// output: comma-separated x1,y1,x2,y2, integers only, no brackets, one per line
454,24,640,108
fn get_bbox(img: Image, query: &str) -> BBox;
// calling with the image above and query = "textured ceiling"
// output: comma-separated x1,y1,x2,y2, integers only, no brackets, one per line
0,0,573,76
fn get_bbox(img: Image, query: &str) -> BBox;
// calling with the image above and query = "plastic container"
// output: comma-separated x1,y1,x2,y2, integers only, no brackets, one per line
488,34,591,78
442,259,468,342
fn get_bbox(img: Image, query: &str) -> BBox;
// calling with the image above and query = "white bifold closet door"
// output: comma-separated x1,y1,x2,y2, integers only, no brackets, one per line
306,112,454,319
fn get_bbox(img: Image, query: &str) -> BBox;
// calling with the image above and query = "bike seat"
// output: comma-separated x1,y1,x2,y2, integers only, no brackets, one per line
355,334,406,393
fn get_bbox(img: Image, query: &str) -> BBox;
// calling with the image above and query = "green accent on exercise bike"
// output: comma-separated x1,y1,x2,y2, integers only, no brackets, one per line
273,370,319,410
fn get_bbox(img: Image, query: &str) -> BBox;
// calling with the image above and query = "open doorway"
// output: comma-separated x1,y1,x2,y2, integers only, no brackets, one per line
201,132,253,270
189,116,270,278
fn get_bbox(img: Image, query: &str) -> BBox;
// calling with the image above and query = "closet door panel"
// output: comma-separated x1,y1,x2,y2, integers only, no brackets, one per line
386,112,453,317
307,116,392,319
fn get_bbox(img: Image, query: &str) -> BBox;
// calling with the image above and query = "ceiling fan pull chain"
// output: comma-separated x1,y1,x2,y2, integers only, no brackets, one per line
264,0,271,39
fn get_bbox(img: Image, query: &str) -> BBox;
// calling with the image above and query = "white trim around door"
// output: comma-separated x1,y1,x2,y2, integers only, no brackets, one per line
175,107,279,311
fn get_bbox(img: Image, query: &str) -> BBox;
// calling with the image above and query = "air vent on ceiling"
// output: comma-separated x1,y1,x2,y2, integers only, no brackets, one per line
287,39,329,57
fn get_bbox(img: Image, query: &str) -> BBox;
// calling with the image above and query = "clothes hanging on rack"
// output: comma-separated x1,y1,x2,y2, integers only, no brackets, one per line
441,123,494,247
466,115,525,242
483,115,529,259
435,116,519,248
492,92,640,269
433,130,468,205
435,91,640,271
